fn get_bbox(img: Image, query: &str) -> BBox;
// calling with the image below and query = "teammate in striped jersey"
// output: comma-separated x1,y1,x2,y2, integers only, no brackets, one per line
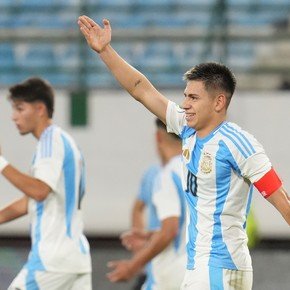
130,164,161,290
0,78,92,290
107,119,187,290
78,15,290,290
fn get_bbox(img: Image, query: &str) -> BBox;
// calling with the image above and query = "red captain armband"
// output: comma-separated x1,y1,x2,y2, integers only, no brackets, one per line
253,168,282,198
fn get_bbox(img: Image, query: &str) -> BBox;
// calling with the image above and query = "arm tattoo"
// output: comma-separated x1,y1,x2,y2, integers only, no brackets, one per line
134,79,142,88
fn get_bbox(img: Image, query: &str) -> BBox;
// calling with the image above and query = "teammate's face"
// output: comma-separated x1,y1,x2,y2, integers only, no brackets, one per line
11,100,40,135
182,80,217,137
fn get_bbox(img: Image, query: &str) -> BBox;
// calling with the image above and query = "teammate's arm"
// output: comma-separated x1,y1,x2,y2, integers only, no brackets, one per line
0,196,28,224
1,164,51,202
266,187,290,226
107,216,179,282
78,16,168,124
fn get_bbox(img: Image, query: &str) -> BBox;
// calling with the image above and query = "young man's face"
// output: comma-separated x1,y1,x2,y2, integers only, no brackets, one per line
11,100,40,135
182,80,217,134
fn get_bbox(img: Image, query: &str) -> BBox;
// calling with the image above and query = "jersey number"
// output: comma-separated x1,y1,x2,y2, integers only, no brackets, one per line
185,171,198,196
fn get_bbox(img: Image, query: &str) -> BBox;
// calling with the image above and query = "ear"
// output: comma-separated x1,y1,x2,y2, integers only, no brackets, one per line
35,102,47,117
215,94,227,112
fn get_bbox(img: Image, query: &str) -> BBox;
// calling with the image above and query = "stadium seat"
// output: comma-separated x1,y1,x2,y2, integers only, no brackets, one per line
0,44,15,67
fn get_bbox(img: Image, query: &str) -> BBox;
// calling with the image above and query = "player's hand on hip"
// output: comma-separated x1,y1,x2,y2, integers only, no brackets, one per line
78,15,111,53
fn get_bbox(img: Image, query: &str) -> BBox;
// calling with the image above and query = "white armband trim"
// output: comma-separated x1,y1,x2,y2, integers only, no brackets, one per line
0,156,9,173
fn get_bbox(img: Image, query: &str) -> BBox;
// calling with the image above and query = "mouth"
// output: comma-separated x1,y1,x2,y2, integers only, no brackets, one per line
185,113,195,122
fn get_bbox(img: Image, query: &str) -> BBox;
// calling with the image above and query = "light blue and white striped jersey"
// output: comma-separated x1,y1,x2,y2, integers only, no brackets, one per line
143,155,187,290
166,101,272,271
137,164,161,231
26,124,91,273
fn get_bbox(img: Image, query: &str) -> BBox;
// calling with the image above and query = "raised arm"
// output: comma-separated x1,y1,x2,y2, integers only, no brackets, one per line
78,15,168,124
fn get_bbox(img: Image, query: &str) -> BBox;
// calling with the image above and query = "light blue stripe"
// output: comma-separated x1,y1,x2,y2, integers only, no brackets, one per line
144,262,155,290
209,266,224,290
40,127,53,158
138,165,160,230
185,138,203,269
225,123,256,155
138,165,160,204
25,202,45,271
26,270,40,290
222,126,252,156
172,171,186,251
41,132,46,158
209,141,237,270
185,191,198,270
220,129,248,158
244,185,254,229
79,236,88,254
61,134,76,238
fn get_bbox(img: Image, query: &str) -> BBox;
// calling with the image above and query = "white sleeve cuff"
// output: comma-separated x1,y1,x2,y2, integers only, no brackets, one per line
0,156,9,173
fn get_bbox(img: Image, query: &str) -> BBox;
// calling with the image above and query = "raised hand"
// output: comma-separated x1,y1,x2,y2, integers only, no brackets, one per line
78,15,111,53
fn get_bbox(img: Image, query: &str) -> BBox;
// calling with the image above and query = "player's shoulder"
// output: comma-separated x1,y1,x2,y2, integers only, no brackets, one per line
162,155,182,177
217,121,254,139
217,121,261,157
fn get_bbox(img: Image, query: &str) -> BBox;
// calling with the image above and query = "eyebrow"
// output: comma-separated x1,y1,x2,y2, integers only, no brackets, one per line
184,93,200,97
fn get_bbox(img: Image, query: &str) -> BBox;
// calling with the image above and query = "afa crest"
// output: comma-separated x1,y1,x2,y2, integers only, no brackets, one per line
200,152,212,174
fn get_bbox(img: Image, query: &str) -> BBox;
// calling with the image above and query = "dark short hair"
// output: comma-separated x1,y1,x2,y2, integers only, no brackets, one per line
155,118,180,141
8,77,54,118
183,62,236,108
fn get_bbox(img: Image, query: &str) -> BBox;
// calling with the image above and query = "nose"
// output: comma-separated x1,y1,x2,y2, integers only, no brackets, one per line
182,97,191,111
12,111,18,122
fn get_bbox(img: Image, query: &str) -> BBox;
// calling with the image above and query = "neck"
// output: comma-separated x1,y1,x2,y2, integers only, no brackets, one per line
33,119,53,139
196,117,226,138
161,145,181,165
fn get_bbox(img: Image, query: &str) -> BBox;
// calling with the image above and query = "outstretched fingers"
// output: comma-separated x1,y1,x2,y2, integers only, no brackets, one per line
79,15,101,30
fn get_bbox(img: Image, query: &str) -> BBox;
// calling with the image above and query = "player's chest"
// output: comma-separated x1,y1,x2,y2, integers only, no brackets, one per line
182,136,230,179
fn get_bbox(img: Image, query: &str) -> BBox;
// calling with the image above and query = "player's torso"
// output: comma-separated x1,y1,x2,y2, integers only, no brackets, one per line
181,123,252,270
27,125,91,272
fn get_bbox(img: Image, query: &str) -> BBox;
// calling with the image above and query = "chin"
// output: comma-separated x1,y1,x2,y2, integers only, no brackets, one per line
186,120,196,129
19,130,29,136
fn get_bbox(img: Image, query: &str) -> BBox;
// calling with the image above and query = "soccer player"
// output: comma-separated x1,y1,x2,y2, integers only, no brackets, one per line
0,78,92,290
78,16,290,290
107,119,187,290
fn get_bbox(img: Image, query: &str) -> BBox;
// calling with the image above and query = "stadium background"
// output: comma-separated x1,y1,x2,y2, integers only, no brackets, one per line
0,0,290,289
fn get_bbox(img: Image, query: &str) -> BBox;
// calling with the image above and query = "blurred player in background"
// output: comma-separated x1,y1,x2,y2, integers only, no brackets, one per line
107,118,187,290
130,163,160,290
78,15,290,290
0,78,92,290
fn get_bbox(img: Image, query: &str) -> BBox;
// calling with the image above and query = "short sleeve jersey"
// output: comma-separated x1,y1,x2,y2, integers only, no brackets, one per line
166,101,272,271
143,155,187,289
26,125,91,273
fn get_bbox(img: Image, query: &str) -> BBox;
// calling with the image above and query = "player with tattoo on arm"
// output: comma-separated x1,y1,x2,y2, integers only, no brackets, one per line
78,15,290,290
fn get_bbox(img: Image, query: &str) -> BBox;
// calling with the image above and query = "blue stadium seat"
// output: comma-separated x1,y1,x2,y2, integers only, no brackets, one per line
20,44,56,67
0,44,15,66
